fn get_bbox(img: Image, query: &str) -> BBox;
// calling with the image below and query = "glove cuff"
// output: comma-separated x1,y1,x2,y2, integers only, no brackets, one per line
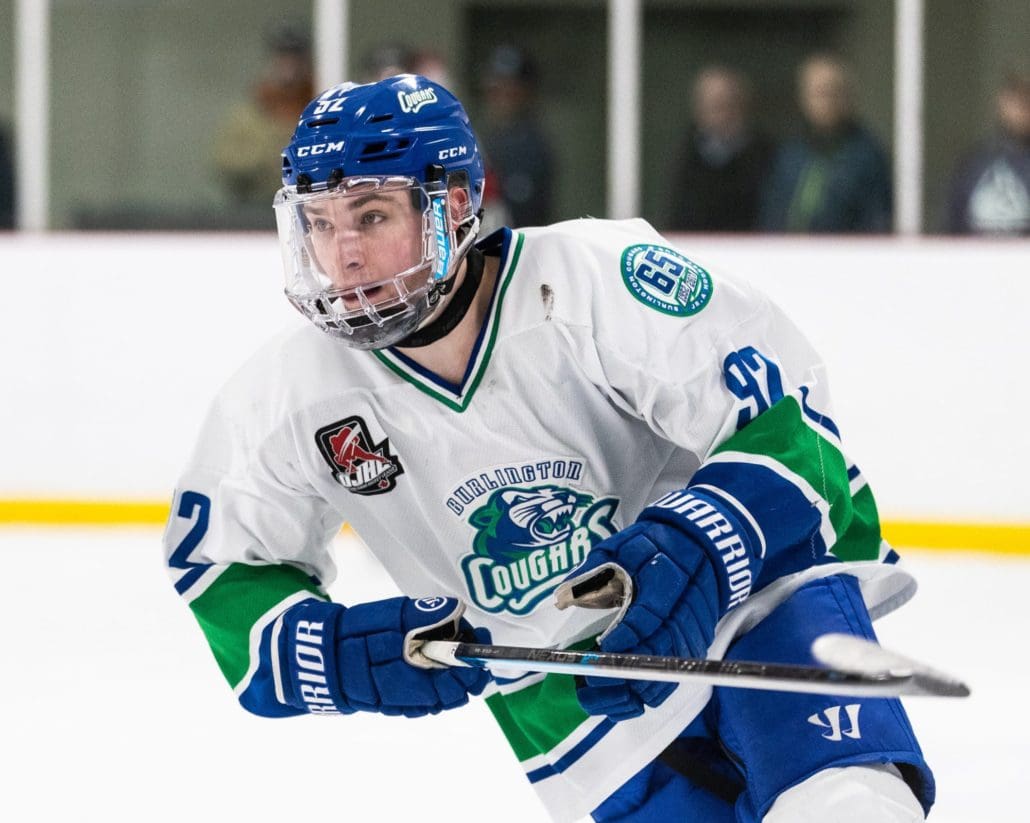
640,486,762,615
401,597,468,669
276,599,353,715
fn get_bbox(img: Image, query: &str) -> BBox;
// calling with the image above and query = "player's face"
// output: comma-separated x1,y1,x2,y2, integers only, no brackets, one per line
302,183,426,308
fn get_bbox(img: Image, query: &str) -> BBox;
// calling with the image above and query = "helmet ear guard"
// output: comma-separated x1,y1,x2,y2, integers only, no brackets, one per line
421,164,476,243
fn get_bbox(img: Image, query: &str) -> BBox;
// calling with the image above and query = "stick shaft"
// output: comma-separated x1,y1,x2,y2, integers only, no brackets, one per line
421,640,969,698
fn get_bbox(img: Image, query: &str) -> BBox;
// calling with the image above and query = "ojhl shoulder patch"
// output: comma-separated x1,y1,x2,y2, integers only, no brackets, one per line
620,244,713,317
315,415,403,496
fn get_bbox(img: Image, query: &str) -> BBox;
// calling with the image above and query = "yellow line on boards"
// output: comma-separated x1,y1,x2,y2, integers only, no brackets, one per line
880,521,1030,556
0,499,171,526
0,499,1027,555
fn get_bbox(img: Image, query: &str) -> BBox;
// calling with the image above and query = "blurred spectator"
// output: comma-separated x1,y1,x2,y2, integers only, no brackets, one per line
0,123,13,229
400,47,515,232
410,48,453,89
946,66,1030,236
360,43,451,89
360,43,414,83
478,165,513,236
760,53,891,233
212,23,314,212
478,45,556,228
667,66,774,232
355,45,515,233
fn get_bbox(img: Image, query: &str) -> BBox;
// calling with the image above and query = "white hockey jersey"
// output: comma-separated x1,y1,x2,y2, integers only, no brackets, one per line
163,218,912,822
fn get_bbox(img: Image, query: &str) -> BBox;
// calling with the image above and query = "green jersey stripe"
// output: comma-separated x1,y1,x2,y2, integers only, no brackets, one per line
831,483,884,562
713,396,852,538
233,589,322,698
188,562,325,688
485,670,589,762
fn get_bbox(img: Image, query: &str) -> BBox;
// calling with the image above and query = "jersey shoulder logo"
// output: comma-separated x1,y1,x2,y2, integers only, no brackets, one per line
315,416,403,496
620,243,713,317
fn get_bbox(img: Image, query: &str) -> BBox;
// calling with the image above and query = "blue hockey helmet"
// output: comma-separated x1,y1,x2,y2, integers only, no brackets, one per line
274,74,485,349
282,74,484,210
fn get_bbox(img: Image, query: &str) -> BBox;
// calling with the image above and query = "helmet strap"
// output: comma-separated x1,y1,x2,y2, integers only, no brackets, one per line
396,247,485,348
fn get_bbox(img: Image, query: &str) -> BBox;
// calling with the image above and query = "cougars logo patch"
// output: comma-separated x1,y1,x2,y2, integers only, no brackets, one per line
315,416,403,496
459,484,619,615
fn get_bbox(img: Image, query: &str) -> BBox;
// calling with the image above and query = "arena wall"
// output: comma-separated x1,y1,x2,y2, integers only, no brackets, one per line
1,232,1026,546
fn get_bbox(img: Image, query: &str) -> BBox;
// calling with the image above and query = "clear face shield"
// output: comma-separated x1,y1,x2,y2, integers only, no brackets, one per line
274,175,476,349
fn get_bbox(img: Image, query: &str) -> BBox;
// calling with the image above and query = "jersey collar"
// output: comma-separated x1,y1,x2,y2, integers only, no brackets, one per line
370,228,524,412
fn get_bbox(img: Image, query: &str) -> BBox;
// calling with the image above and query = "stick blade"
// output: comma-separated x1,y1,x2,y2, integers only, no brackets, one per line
811,634,971,698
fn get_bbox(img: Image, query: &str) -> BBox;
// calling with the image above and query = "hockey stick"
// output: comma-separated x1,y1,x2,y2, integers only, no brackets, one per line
420,633,970,698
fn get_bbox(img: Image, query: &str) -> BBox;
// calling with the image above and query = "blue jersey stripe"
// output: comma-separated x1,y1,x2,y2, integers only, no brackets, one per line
527,718,617,783
799,386,841,439
388,347,463,395
173,564,210,595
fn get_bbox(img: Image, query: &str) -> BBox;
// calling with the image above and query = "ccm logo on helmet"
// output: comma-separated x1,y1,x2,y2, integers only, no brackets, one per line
397,88,438,114
296,141,345,157
438,146,468,160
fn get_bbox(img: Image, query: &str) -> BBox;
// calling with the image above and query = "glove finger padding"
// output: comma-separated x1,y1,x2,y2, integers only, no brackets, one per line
575,676,646,721
600,549,689,652
342,597,491,716
280,596,490,717
555,492,748,721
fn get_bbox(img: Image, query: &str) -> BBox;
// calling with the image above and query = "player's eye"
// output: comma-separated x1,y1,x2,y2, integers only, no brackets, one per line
312,218,333,233
360,210,386,226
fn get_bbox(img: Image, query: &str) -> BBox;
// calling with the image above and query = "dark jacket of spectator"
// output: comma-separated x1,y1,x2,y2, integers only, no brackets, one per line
669,128,775,232
759,122,891,233
945,67,1030,236
946,135,1029,235
479,45,556,229
0,127,14,229
482,117,555,229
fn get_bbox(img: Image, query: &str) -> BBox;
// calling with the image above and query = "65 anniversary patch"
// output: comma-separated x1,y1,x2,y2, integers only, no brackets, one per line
620,244,713,317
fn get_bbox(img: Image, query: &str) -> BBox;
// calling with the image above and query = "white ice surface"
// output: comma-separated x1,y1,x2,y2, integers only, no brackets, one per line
0,530,1025,822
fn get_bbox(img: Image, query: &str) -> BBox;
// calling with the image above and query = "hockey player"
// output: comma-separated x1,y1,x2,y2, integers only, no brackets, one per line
163,75,933,822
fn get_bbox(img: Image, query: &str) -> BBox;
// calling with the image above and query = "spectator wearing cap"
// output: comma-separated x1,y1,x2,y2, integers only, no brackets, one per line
946,66,1030,236
478,45,557,229
212,23,315,216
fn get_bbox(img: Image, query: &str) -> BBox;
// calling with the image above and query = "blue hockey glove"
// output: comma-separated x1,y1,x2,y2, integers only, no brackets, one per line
276,596,491,718
555,488,761,721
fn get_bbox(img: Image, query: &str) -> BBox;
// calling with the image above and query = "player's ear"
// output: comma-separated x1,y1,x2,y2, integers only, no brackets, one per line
448,183,471,225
